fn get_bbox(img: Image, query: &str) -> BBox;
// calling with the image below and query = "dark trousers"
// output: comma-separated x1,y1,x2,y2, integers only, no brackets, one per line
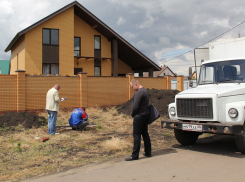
72,120,89,131
132,114,151,159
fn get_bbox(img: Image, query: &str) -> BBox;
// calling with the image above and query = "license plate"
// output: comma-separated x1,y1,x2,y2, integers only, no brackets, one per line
182,124,202,131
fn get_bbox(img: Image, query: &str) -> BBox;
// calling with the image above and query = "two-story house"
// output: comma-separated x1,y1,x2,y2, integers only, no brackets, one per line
5,1,160,76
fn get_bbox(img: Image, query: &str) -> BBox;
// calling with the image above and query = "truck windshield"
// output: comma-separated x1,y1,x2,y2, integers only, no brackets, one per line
199,59,245,85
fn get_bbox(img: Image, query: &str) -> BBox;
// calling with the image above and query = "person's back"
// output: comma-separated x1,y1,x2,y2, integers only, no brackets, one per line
69,108,88,130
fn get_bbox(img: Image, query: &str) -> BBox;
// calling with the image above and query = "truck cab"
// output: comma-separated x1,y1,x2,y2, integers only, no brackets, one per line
162,57,245,153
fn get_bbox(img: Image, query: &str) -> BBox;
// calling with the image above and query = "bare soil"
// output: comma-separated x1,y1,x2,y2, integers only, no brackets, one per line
0,112,46,130
0,89,180,182
0,89,179,130
118,88,179,116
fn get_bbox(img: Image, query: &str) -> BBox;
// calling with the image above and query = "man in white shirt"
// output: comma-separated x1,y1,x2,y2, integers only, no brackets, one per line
46,84,61,135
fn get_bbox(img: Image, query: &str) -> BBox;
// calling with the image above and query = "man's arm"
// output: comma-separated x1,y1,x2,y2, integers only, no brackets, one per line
131,91,143,117
53,90,60,103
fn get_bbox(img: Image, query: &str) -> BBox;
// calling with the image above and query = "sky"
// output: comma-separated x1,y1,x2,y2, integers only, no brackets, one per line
1,0,245,75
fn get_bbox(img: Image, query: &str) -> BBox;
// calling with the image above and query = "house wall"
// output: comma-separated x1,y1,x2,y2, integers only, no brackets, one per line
10,7,134,77
25,7,74,75
74,14,111,76
118,58,134,75
10,36,25,74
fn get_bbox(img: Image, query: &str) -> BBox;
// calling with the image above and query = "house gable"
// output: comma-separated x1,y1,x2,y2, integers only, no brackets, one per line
155,66,175,77
24,6,74,75
5,1,161,76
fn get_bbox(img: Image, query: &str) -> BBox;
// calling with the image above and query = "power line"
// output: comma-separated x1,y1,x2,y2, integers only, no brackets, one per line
153,50,191,58
162,19,245,64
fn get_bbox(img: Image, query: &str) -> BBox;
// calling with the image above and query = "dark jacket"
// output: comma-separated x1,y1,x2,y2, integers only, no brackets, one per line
131,87,150,117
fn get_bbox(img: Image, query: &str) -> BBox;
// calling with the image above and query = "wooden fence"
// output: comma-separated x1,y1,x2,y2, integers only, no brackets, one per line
0,71,184,113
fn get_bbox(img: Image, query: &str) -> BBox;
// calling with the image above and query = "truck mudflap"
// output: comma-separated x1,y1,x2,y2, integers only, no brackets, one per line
161,120,243,135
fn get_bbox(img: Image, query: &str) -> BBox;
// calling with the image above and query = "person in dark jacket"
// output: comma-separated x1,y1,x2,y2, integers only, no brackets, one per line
125,79,151,161
69,107,89,131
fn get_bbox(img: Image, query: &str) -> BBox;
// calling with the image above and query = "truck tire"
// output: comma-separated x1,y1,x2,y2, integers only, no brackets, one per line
235,126,245,154
174,129,199,145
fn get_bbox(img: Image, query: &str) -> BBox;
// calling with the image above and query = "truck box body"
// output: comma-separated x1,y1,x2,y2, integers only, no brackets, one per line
209,37,245,60
163,41,245,152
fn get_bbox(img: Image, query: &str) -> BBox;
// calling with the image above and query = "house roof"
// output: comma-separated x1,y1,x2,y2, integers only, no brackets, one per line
5,1,161,72
0,60,10,74
154,65,176,77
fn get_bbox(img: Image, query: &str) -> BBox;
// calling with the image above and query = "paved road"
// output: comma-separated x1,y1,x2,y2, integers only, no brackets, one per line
22,135,245,182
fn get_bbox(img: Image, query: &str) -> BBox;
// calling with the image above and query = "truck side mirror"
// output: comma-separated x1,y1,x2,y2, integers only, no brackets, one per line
189,67,192,80
189,80,193,87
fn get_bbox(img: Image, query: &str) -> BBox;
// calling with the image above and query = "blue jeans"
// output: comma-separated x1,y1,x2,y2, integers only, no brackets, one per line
47,110,57,134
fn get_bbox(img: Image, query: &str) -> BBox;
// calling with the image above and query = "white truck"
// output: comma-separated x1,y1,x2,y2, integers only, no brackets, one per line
162,38,245,153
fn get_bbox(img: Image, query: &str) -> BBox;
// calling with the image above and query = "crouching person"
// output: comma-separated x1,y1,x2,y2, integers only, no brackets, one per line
69,107,89,131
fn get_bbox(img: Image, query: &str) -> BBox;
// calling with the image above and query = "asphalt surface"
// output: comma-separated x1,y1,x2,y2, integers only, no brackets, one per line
22,135,245,182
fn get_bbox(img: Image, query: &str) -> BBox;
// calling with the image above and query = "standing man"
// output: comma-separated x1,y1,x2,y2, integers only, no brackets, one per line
125,79,151,161
69,107,89,131
46,84,61,135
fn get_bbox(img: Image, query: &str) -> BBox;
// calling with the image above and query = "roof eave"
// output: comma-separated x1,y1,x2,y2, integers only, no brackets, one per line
74,3,161,71
4,1,161,71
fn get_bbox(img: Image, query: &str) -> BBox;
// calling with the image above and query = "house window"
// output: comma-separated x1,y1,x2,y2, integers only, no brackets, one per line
94,35,101,50
43,29,59,45
74,37,81,57
43,63,59,75
94,66,101,76
74,68,83,75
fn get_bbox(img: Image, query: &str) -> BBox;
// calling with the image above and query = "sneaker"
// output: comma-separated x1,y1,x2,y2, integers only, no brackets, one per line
55,132,60,135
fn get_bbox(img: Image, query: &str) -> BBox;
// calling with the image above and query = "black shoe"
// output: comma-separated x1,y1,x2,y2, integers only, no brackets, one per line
125,156,138,161
143,152,152,157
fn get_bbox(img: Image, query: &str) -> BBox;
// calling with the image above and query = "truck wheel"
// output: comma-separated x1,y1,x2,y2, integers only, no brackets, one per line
174,129,199,145
235,126,245,154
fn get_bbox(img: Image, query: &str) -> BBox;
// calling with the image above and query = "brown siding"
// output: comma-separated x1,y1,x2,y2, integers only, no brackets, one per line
0,73,180,112
25,7,74,75
0,75,17,111
137,77,167,90
87,76,129,106
25,75,80,110
118,58,134,75
74,14,112,76
11,36,25,74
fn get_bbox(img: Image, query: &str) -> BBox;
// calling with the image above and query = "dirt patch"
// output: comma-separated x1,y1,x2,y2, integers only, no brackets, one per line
0,89,178,130
0,89,181,181
118,89,179,116
0,112,46,129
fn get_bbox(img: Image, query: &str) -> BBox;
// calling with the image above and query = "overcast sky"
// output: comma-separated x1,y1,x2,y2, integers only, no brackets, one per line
1,0,245,75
